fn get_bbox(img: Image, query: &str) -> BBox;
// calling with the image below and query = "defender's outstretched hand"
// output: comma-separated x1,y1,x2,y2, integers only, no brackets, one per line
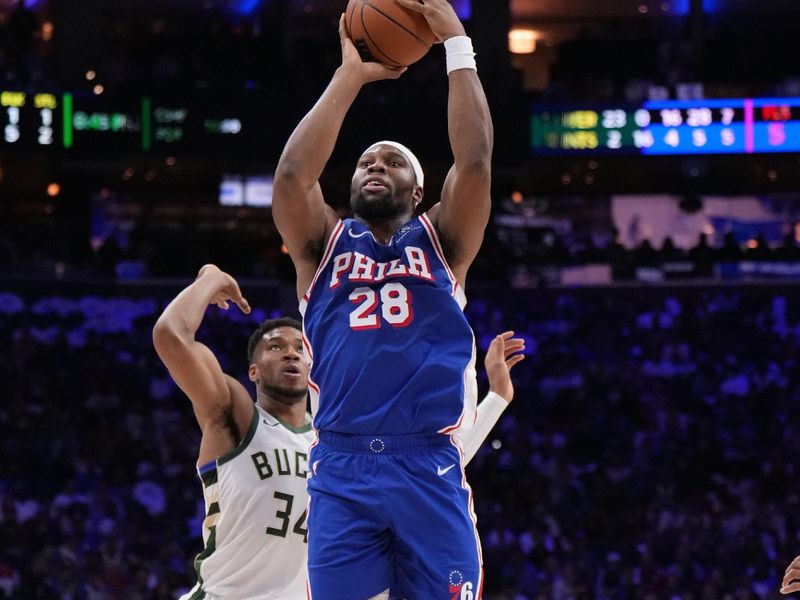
196,264,251,314
395,0,466,42
781,555,800,594
339,14,406,83
484,331,525,402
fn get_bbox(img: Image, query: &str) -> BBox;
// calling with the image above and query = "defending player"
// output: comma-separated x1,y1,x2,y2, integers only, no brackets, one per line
272,0,493,596
153,265,313,599
153,265,522,599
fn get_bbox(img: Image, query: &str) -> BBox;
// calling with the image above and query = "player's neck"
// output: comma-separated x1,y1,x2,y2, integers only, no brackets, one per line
257,395,308,429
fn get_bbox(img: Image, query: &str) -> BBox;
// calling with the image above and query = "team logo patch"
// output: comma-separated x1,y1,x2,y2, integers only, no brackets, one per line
449,570,474,600
395,223,416,240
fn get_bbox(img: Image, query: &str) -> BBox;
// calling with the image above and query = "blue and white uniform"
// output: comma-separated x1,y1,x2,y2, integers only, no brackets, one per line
301,214,483,599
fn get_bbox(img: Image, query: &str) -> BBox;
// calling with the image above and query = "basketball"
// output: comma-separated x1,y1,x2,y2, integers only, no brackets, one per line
345,0,437,68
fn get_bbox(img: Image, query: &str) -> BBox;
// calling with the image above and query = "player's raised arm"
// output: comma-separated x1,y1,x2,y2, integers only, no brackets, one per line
152,265,253,452
459,332,525,464
398,0,493,286
273,15,406,298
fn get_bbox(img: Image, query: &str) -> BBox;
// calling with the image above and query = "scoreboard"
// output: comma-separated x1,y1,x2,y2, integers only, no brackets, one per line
6,89,800,158
1,90,59,148
531,98,800,156
0,89,262,156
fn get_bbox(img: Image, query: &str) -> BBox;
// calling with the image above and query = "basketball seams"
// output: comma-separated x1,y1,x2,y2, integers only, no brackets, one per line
348,0,431,67
359,5,403,67
362,0,431,47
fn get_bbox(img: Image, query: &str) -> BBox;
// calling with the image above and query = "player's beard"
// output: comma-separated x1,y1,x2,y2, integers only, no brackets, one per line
263,383,308,404
351,189,407,221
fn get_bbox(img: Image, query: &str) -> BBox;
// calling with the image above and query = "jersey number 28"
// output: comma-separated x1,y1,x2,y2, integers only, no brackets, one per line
349,283,413,330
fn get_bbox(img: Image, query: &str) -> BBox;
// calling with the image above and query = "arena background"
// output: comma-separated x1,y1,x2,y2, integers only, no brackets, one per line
2,0,800,598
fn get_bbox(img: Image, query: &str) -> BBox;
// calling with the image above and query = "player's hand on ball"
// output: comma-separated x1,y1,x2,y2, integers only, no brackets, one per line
338,14,406,83
395,0,466,43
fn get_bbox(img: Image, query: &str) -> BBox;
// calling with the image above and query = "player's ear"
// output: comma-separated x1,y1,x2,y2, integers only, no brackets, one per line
248,363,258,382
413,185,424,208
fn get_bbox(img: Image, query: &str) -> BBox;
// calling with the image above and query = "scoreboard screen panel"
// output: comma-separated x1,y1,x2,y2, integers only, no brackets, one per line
145,94,264,156
531,107,642,153
751,98,800,153
531,97,800,156
63,93,144,153
0,90,60,150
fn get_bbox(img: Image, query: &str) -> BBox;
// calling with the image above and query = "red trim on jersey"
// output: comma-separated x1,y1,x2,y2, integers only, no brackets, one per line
439,413,464,435
419,213,459,298
302,220,346,304
305,433,320,600
450,436,484,566
302,332,314,362
439,331,478,434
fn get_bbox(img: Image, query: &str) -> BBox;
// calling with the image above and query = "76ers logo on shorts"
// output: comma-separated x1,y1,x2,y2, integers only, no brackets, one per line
448,570,475,600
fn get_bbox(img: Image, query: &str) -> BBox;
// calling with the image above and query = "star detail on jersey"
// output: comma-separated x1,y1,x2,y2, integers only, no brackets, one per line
437,464,455,476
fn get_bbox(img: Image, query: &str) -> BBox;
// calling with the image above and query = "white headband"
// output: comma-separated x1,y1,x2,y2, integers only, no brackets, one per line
364,140,424,188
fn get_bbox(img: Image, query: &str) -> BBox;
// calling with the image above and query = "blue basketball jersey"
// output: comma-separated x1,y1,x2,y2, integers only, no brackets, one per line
300,214,477,435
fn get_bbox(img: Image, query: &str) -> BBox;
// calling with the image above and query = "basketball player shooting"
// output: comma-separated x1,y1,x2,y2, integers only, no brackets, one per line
153,266,522,599
272,0,493,597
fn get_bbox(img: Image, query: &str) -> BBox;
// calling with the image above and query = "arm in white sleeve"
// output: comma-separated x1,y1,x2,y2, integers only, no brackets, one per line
457,392,509,465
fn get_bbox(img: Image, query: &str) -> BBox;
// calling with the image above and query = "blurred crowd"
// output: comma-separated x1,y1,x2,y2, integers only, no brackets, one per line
3,213,800,284
2,282,800,599
467,287,800,599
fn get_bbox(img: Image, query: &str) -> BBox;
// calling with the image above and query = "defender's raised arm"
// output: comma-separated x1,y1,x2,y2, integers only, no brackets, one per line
458,331,526,464
152,265,254,464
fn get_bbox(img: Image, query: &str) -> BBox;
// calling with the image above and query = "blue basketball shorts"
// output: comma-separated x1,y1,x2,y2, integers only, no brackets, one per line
306,431,483,600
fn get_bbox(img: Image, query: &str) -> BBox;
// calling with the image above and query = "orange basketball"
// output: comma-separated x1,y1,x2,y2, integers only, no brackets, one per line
345,0,437,68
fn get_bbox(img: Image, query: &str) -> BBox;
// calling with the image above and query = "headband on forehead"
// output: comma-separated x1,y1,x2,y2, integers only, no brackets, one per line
364,140,424,188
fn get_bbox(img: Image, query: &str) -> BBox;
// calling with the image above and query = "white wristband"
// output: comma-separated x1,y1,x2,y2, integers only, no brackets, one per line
444,35,477,75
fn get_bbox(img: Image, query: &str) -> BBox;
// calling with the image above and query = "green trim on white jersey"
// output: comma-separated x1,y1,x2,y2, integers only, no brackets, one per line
183,404,315,599
217,406,260,467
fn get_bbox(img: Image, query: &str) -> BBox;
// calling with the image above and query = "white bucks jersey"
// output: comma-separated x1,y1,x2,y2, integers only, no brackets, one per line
180,405,315,600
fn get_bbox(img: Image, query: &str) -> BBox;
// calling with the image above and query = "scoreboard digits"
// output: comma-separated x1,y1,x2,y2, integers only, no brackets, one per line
0,89,256,155
531,98,800,156
1,90,59,148
3,88,798,158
